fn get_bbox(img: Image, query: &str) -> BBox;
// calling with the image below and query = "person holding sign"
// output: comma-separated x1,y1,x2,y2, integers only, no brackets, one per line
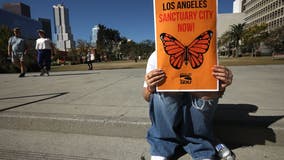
144,0,236,159
143,51,234,160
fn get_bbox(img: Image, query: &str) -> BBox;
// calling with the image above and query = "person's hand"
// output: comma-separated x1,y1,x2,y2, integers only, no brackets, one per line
212,65,233,91
145,69,166,93
191,65,233,99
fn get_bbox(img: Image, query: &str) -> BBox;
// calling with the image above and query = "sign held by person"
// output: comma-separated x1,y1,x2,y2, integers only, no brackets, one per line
154,0,218,91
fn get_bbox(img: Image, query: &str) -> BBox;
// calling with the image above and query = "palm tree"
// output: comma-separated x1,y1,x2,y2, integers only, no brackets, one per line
229,23,246,57
218,31,232,57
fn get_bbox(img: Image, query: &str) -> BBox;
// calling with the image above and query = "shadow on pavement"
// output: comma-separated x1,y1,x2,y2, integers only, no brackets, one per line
29,72,98,77
0,92,69,112
214,104,284,149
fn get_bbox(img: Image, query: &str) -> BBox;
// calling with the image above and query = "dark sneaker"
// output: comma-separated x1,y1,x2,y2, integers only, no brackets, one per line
19,72,25,78
46,70,50,76
40,69,45,76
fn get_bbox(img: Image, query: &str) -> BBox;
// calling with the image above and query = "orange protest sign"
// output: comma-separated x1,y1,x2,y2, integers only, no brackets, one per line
154,0,218,91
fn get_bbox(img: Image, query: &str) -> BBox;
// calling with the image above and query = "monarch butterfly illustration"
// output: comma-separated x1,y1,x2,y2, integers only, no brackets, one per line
160,30,213,70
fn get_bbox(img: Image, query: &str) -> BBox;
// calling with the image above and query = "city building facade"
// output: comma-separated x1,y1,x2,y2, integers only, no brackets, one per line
53,4,75,51
1,2,52,41
0,9,42,40
2,2,31,18
217,13,246,38
243,0,284,31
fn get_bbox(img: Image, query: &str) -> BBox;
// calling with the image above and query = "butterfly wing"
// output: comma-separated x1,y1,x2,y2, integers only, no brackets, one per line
187,30,213,69
160,33,186,69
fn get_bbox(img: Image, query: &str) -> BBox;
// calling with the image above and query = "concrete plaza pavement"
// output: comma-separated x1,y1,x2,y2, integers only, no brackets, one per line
0,65,284,160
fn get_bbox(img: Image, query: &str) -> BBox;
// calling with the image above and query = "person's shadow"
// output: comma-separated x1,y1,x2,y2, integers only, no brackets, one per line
213,104,284,149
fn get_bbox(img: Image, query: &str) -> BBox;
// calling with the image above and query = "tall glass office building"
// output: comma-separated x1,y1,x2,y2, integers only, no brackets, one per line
0,9,42,40
91,25,99,47
53,4,75,51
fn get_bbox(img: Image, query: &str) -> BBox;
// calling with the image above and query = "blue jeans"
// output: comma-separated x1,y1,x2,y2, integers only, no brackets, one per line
37,49,51,71
147,92,218,160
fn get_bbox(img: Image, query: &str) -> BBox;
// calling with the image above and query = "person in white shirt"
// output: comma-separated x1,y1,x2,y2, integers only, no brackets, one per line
35,29,55,76
143,51,234,160
86,50,93,70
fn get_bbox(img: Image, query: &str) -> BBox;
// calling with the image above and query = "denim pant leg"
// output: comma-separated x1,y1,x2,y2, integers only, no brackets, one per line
44,50,51,71
37,50,44,70
147,92,186,158
182,95,219,160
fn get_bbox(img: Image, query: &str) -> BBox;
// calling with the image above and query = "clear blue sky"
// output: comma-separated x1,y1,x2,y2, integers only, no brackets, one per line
0,0,234,43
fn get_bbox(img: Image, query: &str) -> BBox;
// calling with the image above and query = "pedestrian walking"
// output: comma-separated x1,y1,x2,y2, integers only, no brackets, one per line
35,29,55,76
86,50,93,70
7,27,28,77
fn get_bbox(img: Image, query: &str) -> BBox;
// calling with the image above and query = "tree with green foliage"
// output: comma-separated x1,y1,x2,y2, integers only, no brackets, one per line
77,39,90,54
119,37,133,59
119,38,154,60
242,23,268,56
229,23,246,57
75,39,91,64
91,24,155,61
138,40,155,59
217,23,246,57
96,24,121,61
265,25,284,53
0,25,14,72
218,30,233,56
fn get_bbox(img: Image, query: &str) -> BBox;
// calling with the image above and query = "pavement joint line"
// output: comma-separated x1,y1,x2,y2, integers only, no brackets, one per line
0,111,151,125
0,148,109,160
1,110,284,128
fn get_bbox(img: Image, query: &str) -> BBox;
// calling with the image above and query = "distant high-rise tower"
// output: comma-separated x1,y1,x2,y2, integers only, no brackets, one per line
53,4,75,51
3,2,31,18
91,25,99,47
233,0,242,13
